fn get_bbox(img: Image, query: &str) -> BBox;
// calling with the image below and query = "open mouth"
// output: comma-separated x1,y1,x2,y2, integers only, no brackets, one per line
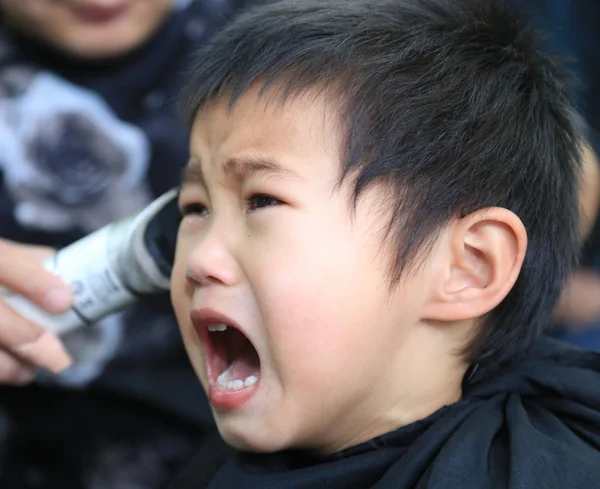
192,314,260,397
191,310,262,409
205,323,261,391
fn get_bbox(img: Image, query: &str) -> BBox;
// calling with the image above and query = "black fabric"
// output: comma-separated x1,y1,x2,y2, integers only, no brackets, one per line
171,338,600,489
0,386,216,489
168,432,235,489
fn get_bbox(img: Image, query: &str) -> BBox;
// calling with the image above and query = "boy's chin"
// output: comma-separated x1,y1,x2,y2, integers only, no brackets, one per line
214,415,299,454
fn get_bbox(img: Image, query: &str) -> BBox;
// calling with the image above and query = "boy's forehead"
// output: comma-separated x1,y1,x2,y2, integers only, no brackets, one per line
189,88,343,168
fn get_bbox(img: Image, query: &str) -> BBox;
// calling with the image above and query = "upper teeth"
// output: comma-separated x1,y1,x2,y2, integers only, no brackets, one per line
208,323,228,332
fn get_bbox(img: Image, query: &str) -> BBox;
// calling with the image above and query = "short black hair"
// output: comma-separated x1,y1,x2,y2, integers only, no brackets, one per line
181,0,583,368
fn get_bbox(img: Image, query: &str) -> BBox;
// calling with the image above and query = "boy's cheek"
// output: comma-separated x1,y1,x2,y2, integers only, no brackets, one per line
170,265,208,389
170,244,192,319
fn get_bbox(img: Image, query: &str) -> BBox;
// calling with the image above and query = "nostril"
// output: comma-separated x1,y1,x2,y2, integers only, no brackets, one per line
185,266,202,285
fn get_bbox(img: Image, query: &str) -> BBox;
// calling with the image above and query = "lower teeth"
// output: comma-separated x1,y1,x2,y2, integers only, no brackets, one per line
216,364,259,391
228,379,244,390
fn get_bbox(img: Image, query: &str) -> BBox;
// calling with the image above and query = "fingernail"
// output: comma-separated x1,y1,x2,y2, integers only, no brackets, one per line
43,288,72,313
15,332,73,373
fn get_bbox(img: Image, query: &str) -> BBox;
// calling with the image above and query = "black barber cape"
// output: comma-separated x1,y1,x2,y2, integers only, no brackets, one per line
171,337,600,489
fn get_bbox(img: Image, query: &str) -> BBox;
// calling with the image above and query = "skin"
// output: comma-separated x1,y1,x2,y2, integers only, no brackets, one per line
0,239,72,383
578,144,600,239
171,88,527,454
553,145,600,328
1,0,176,60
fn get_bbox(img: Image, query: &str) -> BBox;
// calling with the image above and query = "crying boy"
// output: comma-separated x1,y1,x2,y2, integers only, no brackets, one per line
169,0,600,488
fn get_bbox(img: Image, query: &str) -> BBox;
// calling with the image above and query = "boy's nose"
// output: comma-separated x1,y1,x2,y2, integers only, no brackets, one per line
185,227,241,287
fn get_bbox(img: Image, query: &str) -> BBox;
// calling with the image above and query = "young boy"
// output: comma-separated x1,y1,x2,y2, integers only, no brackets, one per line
169,0,600,487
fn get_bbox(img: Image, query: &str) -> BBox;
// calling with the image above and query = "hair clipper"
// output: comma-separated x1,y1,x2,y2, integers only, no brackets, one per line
0,189,181,336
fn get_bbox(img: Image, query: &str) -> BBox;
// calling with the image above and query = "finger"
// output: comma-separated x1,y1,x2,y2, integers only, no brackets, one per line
0,301,72,373
17,243,57,263
0,349,36,385
14,330,72,374
0,240,72,314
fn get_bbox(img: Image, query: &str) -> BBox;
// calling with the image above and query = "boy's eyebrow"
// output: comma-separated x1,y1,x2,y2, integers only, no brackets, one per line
180,162,206,187
223,156,299,181
180,156,299,187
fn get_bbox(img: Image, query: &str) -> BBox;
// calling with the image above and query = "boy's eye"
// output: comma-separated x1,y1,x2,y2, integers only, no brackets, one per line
245,194,283,213
180,203,208,217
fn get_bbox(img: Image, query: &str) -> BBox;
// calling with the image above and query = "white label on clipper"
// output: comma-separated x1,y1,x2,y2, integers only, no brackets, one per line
49,227,136,327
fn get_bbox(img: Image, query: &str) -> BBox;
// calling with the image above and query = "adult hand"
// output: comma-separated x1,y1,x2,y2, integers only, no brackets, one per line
0,239,73,384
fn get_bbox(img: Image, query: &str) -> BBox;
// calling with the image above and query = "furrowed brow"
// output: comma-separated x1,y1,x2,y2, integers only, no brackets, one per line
180,155,300,188
223,156,299,182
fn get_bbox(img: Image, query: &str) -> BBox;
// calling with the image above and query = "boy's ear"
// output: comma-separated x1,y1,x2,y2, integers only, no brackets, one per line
422,208,527,322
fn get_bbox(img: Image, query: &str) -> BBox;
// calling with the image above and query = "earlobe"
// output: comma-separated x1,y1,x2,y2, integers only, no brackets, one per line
423,208,527,322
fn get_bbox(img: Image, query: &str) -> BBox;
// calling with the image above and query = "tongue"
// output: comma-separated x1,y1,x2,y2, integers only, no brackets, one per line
229,348,260,380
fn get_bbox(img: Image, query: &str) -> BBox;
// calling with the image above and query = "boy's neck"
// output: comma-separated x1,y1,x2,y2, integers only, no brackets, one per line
317,320,472,455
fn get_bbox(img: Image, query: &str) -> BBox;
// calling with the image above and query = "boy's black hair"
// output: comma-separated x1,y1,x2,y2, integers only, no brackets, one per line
181,0,583,367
